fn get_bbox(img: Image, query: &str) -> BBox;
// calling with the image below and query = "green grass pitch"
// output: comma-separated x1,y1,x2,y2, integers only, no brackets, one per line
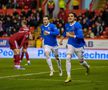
0,59,108,90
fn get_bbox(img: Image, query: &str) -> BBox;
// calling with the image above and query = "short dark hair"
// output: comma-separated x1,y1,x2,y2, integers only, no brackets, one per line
43,15,50,19
68,12,77,17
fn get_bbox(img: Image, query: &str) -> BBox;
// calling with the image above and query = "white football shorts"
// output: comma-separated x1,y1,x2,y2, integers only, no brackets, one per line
67,44,84,60
44,45,58,56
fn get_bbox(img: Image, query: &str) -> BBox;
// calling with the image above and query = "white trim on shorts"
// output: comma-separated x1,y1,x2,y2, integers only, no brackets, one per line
14,40,19,49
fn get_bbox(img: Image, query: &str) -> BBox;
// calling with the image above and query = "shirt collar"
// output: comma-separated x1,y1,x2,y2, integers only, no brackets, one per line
44,23,50,27
70,21,76,26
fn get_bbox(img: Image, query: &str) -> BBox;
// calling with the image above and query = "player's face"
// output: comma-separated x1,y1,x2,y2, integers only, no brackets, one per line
43,17,49,26
68,13,75,23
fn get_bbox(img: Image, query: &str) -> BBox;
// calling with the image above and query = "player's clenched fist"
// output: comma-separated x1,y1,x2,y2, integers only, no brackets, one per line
66,32,75,37
44,31,50,35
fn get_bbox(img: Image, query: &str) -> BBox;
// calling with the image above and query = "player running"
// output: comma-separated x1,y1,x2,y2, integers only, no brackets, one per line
59,12,90,83
40,15,63,76
9,20,32,70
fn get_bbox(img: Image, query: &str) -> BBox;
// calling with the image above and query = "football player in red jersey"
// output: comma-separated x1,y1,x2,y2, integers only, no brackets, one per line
9,20,32,70
20,22,32,65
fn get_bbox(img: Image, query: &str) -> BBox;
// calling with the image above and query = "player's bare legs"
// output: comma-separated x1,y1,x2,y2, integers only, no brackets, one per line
45,51,54,76
21,49,30,65
55,55,62,76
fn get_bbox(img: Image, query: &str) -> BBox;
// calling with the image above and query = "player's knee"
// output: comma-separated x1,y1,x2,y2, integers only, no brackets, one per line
67,54,71,59
23,49,27,53
55,55,59,60
14,49,20,55
45,52,50,59
55,57,59,60
79,59,84,65
66,54,71,62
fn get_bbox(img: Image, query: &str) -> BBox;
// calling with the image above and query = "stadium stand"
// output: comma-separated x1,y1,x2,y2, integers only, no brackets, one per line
0,0,108,39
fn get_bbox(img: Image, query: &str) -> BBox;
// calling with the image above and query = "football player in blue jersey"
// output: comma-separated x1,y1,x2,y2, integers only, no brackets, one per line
59,12,90,83
40,15,62,76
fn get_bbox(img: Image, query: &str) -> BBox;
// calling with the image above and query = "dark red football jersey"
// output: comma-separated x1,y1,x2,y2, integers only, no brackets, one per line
9,26,30,49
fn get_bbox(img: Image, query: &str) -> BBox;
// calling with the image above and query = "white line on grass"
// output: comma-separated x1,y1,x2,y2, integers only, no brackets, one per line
9,78,104,83
0,68,83,79
0,71,49,79
0,66,107,79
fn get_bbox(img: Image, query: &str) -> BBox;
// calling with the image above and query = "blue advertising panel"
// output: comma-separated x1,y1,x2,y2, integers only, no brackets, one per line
0,39,10,47
0,48,108,60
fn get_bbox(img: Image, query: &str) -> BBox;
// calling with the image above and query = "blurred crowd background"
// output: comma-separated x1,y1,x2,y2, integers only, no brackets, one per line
0,0,108,47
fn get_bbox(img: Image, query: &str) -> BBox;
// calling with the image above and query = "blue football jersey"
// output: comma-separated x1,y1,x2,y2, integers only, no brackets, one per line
63,22,86,48
41,23,59,46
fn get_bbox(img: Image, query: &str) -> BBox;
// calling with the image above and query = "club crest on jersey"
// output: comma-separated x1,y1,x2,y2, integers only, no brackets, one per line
66,28,69,30
54,27,57,29
48,27,51,30
71,26,75,31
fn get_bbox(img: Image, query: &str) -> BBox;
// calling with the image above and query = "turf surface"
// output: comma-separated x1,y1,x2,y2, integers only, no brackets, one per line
0,59,108,90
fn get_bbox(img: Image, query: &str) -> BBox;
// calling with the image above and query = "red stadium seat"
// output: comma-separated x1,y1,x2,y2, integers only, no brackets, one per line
105,27,108,31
